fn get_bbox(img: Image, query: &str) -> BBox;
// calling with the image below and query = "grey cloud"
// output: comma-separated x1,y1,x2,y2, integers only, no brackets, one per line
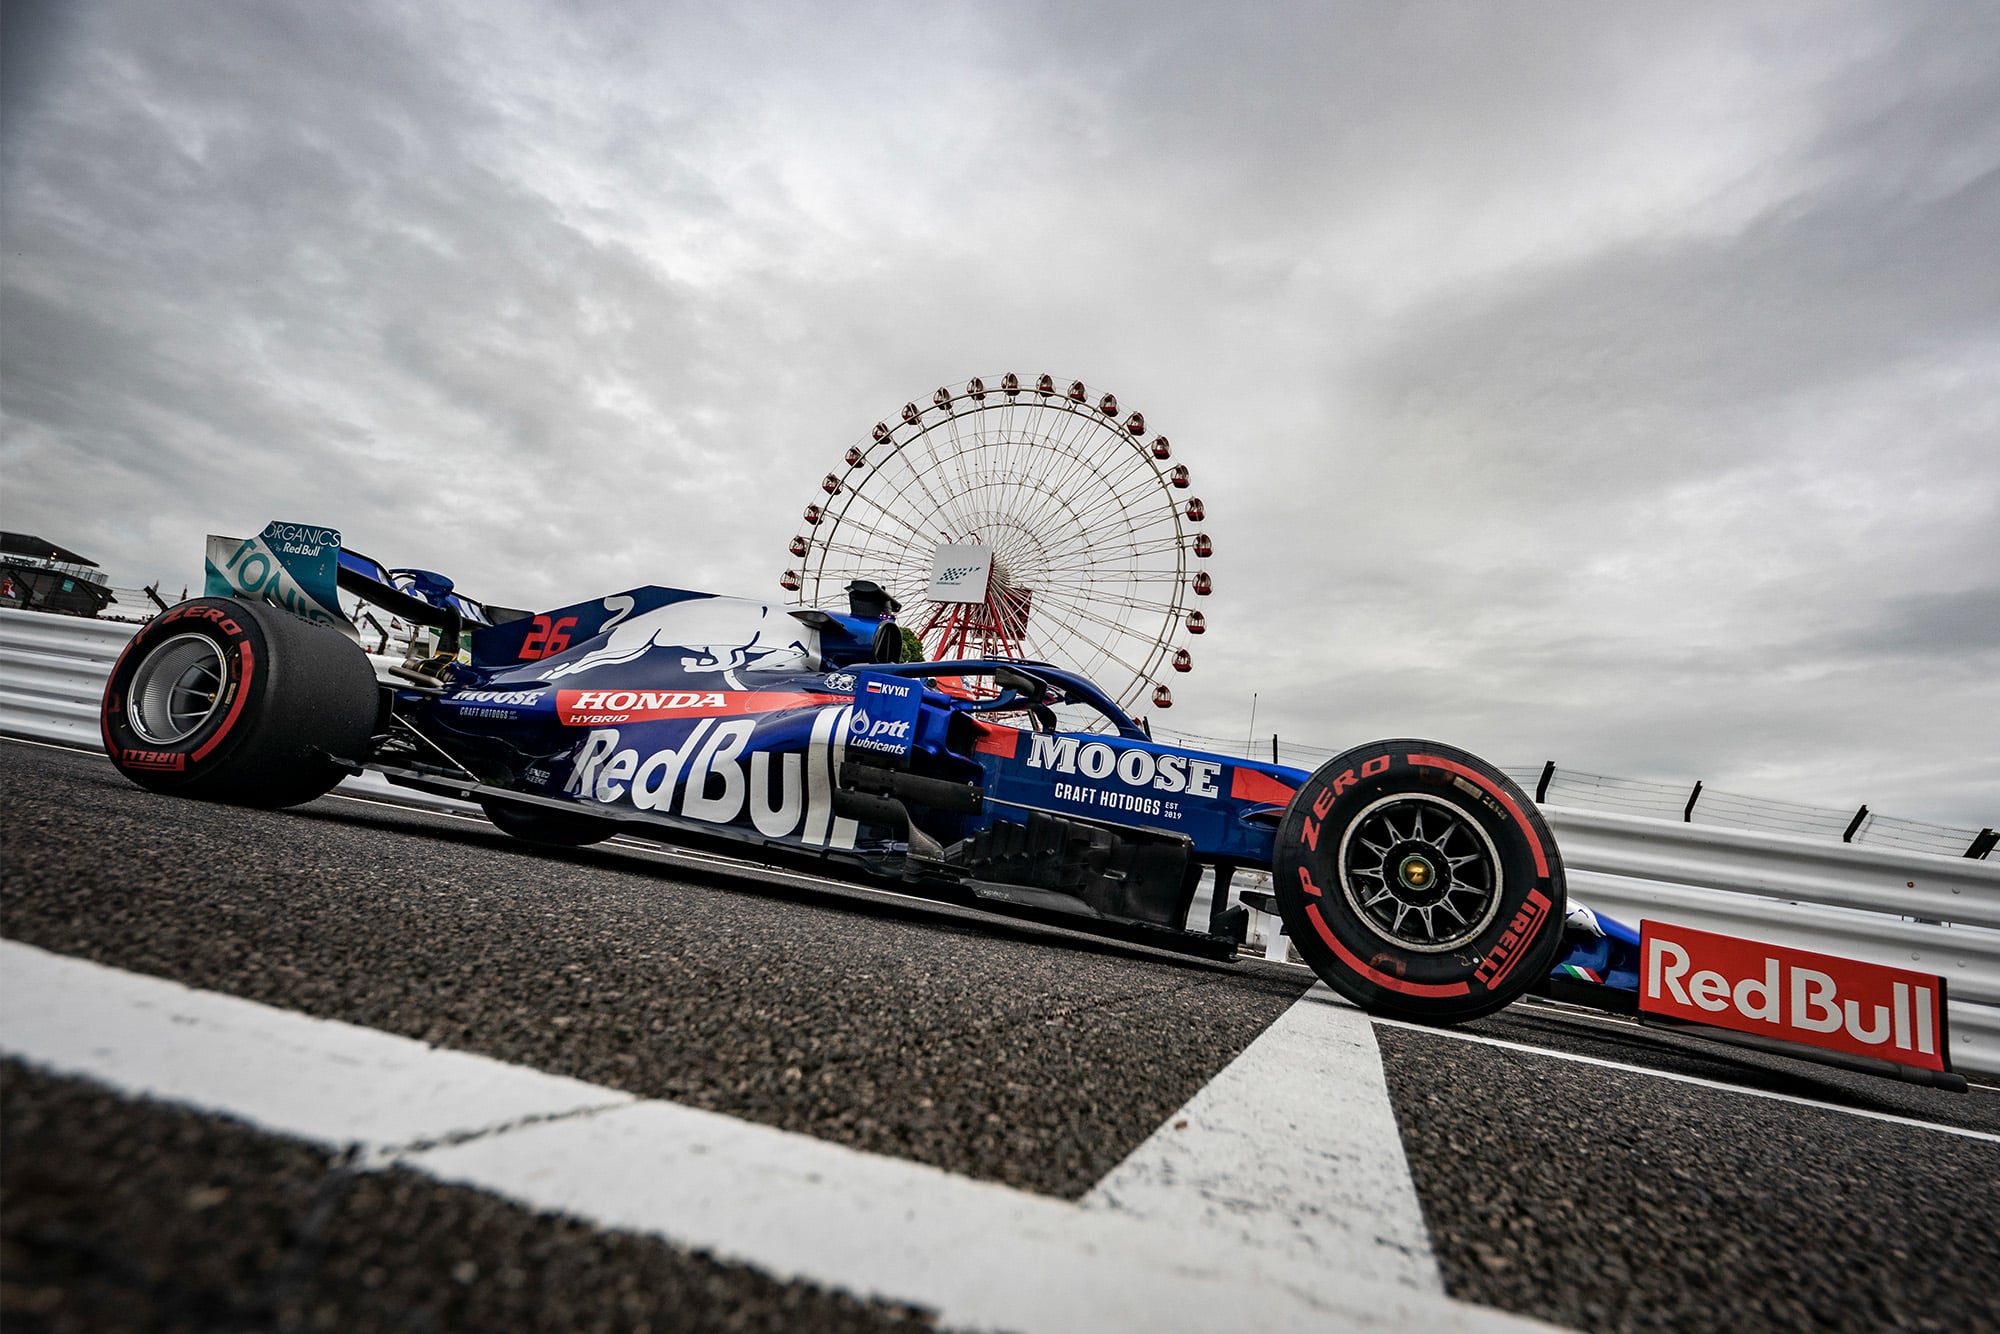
1818,586,2000,658
1,1,1994,828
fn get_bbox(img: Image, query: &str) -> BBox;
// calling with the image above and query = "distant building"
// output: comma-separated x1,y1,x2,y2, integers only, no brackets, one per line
0,532,116,617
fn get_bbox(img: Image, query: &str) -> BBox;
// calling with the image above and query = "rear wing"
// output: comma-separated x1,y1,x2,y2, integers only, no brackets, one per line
202,520,902,673
204,521,527,657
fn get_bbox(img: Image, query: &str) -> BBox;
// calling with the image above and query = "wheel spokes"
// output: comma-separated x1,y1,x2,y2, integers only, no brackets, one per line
1343,796,1501,951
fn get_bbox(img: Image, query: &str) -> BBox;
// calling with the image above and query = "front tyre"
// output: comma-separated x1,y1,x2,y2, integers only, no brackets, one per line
1272,739,1566,1023
101,597,379,808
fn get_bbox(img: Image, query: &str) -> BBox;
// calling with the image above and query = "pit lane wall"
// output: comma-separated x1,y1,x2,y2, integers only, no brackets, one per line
5,605,1997,1076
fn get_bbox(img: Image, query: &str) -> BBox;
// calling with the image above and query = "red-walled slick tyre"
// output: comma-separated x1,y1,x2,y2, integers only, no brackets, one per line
1272,739,1566,1023
100,596,379,808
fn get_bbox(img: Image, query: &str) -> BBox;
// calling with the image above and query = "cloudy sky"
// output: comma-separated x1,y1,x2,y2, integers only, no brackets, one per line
4,1,1996,829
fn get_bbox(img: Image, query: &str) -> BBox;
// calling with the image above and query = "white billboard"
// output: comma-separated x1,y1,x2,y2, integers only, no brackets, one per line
926,544,994,603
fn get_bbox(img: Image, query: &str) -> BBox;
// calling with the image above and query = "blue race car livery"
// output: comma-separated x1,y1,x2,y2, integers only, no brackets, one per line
102,526,1569,1024
94,521,1966,1081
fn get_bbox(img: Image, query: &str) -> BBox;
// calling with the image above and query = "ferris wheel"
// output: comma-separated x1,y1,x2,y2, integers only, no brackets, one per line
781,374,1211,714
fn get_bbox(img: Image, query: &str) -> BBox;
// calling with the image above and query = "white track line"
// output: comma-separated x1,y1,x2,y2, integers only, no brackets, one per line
0,940,1551,1333
1084,983,1440,1292
1370,1016,2000,1145
0,950,634,1148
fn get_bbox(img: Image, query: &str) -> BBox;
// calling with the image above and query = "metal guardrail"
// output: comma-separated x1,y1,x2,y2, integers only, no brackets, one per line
5,605,1997,1076
0,607,136,748
1525,766,1992,860
1542,807,2000,1076
1154,724,1993,859
1541,806,2000,931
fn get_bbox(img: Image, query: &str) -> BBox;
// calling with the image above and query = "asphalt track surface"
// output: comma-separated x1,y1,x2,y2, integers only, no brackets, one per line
5,738,1998,1331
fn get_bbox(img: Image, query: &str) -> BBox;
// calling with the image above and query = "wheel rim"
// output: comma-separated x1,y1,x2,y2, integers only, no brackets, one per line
1337,792,1503,952
126,633,227,744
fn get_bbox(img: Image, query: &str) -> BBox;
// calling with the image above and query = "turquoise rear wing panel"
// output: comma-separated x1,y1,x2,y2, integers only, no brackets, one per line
203,521,346,629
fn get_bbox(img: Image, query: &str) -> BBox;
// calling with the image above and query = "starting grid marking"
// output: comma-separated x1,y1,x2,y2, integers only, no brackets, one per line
0,939,1547,1333
1085,983,1440,1290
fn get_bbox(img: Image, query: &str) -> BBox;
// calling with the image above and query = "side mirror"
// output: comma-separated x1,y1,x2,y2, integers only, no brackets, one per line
993,665,1048,703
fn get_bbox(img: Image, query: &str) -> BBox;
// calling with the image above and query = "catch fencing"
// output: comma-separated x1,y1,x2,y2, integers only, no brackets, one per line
5,605,1997,1075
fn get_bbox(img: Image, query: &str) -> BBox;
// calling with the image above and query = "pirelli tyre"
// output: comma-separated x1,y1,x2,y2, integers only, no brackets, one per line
100,596,379,808
479,797,618,848
1271,739,1566,1024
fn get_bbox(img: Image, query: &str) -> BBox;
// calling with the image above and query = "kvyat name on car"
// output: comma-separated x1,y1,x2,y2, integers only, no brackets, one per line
1026,734,1220,797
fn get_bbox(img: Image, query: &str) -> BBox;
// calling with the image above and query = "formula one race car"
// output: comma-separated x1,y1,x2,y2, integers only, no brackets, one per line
99,520,1576,1025
99,522,1971,1085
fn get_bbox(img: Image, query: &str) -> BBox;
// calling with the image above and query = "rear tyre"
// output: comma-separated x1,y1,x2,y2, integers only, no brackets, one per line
101,597,379,808
1272,739,1566,1023
480,798,619,847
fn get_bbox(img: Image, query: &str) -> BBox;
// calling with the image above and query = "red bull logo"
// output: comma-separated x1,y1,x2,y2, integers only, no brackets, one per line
1641,921,1948,1073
